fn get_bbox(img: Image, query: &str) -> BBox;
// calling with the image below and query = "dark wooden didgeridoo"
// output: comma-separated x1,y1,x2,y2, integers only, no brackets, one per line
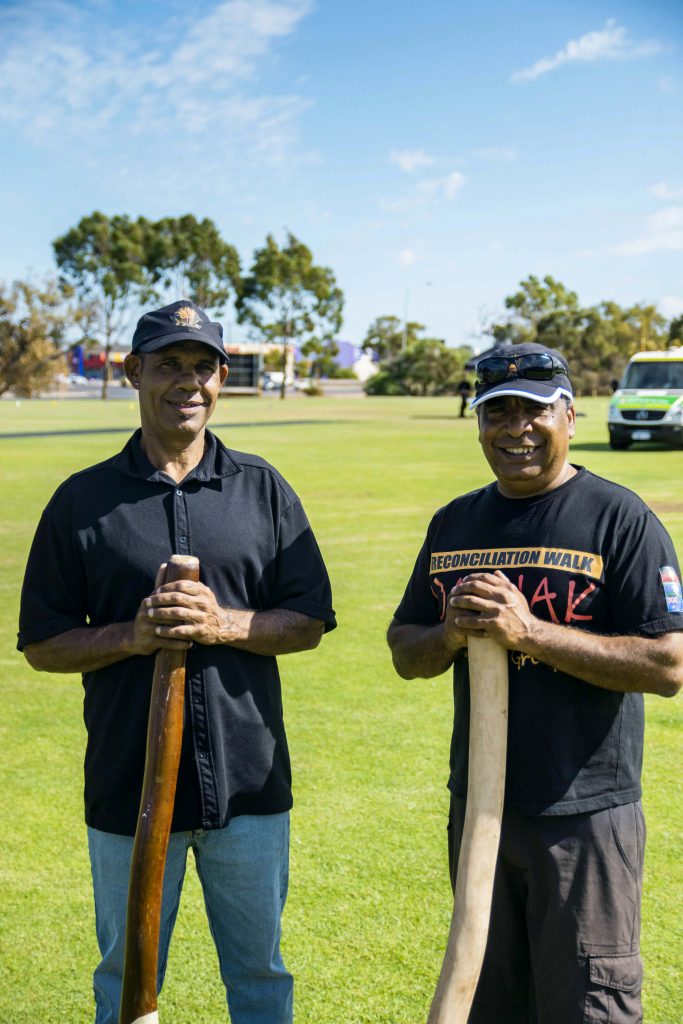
119,554,200,1024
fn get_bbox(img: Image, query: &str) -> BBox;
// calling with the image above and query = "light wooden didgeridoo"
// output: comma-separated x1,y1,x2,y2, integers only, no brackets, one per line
119,555,200,1024
427,635,509,1024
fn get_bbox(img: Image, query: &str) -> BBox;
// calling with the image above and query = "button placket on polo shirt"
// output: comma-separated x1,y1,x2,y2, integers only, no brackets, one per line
174,486,190,552
174,485,218,825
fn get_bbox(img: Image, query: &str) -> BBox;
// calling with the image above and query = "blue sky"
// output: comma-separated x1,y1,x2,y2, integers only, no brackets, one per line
1,0,682,349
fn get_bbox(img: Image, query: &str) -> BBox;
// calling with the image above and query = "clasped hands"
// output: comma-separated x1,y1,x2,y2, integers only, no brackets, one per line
444,570,537,651
132,563,231,655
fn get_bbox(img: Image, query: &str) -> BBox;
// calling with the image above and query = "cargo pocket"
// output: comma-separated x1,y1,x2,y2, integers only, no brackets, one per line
583,953,642,1023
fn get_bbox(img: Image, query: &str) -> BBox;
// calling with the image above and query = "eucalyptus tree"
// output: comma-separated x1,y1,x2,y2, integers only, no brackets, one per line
53,211,152,398
361,315,424,362
144,215,240,314
0,278,91,397
237,233,343,399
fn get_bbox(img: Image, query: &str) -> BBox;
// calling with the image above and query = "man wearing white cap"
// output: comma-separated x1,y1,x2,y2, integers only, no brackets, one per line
388,343,683,1023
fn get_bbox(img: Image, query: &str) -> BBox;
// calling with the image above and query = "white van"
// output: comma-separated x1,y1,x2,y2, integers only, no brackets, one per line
607,348,683,449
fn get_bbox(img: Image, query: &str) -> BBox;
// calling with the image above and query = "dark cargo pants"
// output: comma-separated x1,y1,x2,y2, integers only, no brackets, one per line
448,796,645,1024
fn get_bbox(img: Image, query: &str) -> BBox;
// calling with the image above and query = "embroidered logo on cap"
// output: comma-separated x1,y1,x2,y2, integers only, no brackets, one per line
659,566,683,613
173,306,202,329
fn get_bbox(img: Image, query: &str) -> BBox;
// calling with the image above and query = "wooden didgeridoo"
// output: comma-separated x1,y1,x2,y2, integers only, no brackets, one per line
427,636,509,1024
119,554,200,1024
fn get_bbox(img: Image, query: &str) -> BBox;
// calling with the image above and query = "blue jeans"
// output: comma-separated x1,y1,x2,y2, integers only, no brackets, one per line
88,813,292,1024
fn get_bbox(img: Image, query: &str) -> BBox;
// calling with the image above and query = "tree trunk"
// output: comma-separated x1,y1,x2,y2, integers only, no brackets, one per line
280,340,287,400
101,310,114,400
101,345,111,400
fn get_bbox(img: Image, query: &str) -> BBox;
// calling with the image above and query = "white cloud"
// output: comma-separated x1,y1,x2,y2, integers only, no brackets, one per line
0,0,313,166
380,197,413,214
612,205,683,256
382,170,467,213
658,295,683,320
650,182,683,200
442,171,467,200
161,0,311,87
658,75,676,93
299,199,332,225
511,20,663,83
389,148,435,173
398,248,418,266
473,146,516,163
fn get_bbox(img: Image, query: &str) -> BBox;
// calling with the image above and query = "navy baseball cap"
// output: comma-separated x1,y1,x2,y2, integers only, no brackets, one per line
131,300,228,363
470,342,572,410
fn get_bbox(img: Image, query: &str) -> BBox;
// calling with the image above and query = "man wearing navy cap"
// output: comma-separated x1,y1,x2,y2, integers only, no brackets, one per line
388,342,683,1022
18,300,336,1024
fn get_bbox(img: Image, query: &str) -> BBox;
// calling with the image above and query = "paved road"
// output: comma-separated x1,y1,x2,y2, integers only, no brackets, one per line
20,379,366,401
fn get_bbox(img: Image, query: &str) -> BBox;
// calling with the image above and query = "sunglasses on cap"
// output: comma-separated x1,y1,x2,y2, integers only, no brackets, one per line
476,353,569,386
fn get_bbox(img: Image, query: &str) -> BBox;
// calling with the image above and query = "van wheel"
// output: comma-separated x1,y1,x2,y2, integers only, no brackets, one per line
609,437,630,450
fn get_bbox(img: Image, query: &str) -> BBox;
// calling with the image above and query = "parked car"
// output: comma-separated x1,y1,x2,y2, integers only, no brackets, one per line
608,348,683,449
262,371,293,391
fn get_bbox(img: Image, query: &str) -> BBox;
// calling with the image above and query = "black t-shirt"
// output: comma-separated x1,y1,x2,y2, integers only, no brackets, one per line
18,429,336,835
395,467,683,815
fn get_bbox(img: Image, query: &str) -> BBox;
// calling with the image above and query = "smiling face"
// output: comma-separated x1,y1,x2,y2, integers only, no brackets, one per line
477,395,576,498
124,342,228,447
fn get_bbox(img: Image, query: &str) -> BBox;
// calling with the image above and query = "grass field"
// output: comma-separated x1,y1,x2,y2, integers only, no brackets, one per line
0,394,681,1023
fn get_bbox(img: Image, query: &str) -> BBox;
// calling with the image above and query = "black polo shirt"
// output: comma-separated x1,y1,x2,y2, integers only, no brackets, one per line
18,429,336,836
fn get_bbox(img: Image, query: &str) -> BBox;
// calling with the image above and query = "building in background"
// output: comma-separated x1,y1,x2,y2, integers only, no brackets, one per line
335,340,360,369
77,343,263,395
224,344,262,394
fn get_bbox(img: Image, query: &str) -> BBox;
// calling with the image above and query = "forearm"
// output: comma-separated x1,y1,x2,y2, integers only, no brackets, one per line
452,571,683,697
521,620,683,697
387,620,463,679
23,623,138,673
216,608,325,655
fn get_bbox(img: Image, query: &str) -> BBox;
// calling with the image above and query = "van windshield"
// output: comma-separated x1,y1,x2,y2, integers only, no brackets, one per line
622,361,683,389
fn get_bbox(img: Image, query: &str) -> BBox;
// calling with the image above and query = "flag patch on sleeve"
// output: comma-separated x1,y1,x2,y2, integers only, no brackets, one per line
659,566,683,613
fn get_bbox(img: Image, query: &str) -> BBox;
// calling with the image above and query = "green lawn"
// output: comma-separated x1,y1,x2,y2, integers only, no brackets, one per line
0,394,681,1023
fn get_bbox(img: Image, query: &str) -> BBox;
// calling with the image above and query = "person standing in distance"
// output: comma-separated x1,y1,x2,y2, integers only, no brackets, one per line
388,342,683,1023
18,300,336,1024
457,376,472,418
